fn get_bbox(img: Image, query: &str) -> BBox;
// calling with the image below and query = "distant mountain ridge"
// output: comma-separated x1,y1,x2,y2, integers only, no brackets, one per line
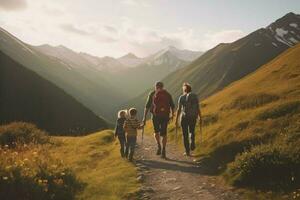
107,45,199,97
35,44,202,73
0,50,107,135
118,52,144,67
0,27,124,122
35,43,203,97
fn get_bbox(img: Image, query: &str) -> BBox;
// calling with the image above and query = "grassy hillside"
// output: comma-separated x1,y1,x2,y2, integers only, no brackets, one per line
50,131,139,200
196,42,300,162
0,123,139,200
0,51,107,135
151,43,300,197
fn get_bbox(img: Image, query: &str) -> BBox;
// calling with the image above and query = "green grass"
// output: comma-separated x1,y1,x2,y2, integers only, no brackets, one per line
0,123,140,200
0,123,81,200
226,142,300,190
50,131,140,200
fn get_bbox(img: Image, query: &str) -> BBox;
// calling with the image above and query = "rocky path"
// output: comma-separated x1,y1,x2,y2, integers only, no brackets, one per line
134,135,242,200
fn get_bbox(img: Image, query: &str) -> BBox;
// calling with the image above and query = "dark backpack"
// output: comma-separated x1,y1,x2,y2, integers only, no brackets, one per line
183,93,199,118
152,90,170,117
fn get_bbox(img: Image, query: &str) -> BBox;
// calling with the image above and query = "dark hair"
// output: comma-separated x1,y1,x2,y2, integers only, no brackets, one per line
155,81,164,88
183,82,192,93
129,108,137,116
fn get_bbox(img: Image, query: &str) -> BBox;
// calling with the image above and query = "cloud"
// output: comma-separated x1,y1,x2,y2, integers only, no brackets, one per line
103,25,118,34
60,24,89,36
42,5,65,16
122,0,151,7
60,23,119,43
115,23,246,56
203,30,245,48
0,0,27,11
0,0,246,58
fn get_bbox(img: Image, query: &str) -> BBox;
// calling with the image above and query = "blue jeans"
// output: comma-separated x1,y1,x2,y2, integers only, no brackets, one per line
181,117,197,153
125,136,137,160
118,135,126,157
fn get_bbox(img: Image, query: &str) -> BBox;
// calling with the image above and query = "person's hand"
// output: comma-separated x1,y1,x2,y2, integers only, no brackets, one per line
142,118,146,126
198,118,202,125
169,114,174,122
140,123,144,129
175,120,179,128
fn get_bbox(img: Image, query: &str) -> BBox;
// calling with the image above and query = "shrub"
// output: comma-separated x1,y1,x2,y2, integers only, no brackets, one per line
198,132,276,174
0,122,49,147
0,145,82,200
226,93,279,110
230,121,250,131
202,114,218,126
101,132,114,144
226,143,300,190
256,101,300,120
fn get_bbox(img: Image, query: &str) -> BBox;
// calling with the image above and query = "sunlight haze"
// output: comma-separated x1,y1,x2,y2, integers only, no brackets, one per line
0,0,299,57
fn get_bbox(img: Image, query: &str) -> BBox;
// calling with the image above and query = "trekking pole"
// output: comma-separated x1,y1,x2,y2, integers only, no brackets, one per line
175,125,178,143
199,119,203,144
141,126,144,145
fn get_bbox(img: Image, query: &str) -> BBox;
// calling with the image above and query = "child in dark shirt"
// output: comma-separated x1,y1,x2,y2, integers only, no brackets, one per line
114,110,127,157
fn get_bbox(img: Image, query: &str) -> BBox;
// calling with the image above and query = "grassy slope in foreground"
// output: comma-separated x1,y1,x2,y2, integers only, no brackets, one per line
50,130,139,200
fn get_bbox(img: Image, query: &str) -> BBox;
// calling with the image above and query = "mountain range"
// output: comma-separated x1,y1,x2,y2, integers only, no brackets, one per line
35,44,203,97
36,44,202,74
0,50,107,135
0,27,130,123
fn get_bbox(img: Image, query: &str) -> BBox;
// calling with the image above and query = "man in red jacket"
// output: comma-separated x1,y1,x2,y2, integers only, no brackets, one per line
142,82,175,159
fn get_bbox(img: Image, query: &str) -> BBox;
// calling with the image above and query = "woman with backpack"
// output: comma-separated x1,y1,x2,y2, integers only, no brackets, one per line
175,82,202,156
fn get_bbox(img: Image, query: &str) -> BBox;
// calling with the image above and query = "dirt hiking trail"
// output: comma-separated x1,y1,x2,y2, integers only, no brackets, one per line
134,135,242,200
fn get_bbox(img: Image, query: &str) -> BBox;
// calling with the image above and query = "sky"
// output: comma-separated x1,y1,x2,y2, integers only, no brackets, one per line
0,0,300,58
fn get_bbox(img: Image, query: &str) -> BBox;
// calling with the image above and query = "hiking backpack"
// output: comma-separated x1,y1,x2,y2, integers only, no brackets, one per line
152,90,171,117
183,93,199,118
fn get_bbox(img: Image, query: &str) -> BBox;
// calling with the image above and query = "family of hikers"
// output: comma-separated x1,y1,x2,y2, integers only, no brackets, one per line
114,81,202,161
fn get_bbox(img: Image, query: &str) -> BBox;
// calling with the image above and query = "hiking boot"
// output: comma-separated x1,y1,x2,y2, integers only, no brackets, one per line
161,148,166,159
191,142,196,151
156,145,161,155
183,151,190,156
124,151,129,158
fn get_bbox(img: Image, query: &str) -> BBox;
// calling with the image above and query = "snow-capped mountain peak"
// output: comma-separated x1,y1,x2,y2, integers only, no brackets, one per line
265,12,300,47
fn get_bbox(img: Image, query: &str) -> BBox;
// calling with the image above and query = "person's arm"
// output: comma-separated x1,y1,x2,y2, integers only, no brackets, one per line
197,98,202,124
114,120,118,137
143,108,149,126
169,93,175,121
137,119,144,129
175,96,182,127
123,120,129,133
198,108,202,124
142,92,153,125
